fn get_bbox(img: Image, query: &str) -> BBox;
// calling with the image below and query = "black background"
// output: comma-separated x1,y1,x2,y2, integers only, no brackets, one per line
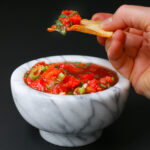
1,0,150,150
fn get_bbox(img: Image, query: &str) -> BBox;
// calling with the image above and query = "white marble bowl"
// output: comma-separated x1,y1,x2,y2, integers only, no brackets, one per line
10,55,130,147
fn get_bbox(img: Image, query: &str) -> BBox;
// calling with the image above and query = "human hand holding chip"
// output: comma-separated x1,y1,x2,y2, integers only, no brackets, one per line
47,10,113,37
92,5,150,99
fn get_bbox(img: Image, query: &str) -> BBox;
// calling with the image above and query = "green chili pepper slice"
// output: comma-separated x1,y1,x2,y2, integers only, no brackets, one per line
45,66,49,70
112,76,115,81
86,63,92,67
55,64,60,69
29,66,41,81
25,72,29,78
68,92,73,95
76,66,85,69
59,14,67,18
78,87,85,94
46,84,51,90
58,72,65,80
69,11,78,16
73,62,80,64
41,65,46,71
100,83,107,88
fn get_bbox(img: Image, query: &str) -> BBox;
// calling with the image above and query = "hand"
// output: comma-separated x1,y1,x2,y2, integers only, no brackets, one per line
92,5,150,98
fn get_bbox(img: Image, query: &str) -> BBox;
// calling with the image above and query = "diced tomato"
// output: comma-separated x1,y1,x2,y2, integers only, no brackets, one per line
51,24,57,29
86,85,97,93
61,10,74,15
35,61,46,66
64,64,83,74
70,14,81,25
88,79,99,90
46,77,57,87
64,76,80,89
62,75,70,82
81,73,94,83
99,77,107,85
26,76,33,85
88,64,99,72
49,84,68,94
59,63,65,68
30,78,46,92
59,68,65,73
106,83,111,87
49,88,59,94
28,61,47,73
105,76,114,84
42,67,60,79
97,86,103,91
59,17,71,26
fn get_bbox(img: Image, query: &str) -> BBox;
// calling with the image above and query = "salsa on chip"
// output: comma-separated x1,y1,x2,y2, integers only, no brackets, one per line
47,10,113,37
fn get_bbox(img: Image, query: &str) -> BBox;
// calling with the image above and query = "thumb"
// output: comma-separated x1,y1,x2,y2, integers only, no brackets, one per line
100,5,150,32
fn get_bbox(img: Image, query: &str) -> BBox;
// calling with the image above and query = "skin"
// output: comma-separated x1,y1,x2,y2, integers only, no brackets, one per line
92,5,150,98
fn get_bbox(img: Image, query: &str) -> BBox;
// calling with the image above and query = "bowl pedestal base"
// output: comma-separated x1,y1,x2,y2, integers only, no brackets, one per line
39,129,103,147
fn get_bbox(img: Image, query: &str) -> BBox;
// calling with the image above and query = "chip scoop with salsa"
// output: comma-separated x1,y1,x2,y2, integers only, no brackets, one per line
47,10,113,37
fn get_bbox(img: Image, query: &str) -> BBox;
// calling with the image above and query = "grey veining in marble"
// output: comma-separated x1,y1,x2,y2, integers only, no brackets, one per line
10,55,130,147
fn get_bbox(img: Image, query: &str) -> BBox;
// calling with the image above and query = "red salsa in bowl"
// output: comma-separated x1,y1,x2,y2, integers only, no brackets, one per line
24,61,118,95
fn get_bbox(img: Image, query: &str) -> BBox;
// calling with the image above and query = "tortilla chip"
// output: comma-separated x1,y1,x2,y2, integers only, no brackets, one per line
81,19,101,25
69,19,113,38
47,19,113,38
47,28,55,32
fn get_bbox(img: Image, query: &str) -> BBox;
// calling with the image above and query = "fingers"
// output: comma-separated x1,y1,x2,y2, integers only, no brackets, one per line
105,29,143,79
92,13,112,21
123,32,143,58
106,30,125,61
106,30,143,59
91,13,113,45
105,30,134,78
97,36,106,45
100,5,150,32
97,27,143,46
128,28,143,36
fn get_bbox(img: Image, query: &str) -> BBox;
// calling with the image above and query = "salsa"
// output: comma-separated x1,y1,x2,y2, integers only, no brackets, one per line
49,10,81,35
24,61,118,95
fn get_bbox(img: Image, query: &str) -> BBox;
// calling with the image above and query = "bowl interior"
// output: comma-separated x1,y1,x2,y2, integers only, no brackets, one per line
11,55,130,98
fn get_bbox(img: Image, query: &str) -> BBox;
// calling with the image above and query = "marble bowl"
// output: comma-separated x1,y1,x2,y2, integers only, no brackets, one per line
10,55,130,147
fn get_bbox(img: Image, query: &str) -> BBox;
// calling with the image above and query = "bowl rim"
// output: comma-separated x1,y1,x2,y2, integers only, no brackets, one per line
11,55,130,98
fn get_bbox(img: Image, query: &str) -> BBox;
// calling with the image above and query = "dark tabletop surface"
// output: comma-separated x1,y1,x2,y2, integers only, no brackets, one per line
1,0,150,150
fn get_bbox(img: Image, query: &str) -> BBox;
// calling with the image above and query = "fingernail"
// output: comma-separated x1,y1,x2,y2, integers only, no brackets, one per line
100,17,112,28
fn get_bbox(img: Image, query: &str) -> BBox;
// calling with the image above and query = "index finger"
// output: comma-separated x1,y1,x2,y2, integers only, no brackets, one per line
91,13,113,45
101,5,150,32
